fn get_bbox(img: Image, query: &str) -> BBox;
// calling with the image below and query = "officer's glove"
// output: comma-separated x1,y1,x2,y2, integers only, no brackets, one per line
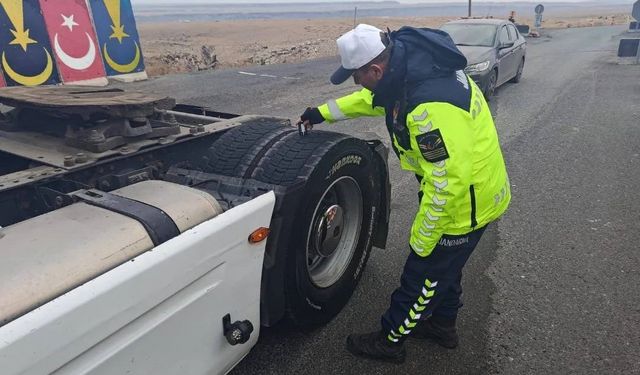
300,107,324,126
297,107,324,136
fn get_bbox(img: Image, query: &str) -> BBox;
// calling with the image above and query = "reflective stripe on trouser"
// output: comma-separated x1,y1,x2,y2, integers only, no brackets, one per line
383,226,487,343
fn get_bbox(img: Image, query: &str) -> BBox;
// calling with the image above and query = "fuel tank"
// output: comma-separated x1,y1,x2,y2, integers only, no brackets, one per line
0,180,223,326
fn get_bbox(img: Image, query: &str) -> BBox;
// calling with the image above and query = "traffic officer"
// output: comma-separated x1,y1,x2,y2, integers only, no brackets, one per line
299,24,511,363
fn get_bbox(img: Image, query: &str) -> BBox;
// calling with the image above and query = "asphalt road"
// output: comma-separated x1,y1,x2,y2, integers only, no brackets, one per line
132,25,639,374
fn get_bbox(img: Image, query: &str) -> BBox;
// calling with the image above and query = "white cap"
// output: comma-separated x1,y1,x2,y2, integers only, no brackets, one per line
331,24,386,85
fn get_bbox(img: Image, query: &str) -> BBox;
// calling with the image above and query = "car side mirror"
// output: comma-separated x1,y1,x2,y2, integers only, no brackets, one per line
499,41,515,49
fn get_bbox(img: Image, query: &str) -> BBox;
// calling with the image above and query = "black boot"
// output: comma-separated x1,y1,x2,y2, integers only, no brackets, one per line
410,316,459,349
346,331,406,364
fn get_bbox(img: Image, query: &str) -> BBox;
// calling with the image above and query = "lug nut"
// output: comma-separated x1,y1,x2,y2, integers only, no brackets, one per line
168,113,177,124
64,155,75,167
87,129,105,144
75,153,88,163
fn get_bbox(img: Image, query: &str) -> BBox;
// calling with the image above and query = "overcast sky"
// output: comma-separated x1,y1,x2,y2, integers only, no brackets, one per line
132,0,601,3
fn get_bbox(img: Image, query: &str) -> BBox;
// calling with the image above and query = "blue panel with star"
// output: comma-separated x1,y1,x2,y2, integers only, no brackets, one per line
0,0,60,86
88,0,145,76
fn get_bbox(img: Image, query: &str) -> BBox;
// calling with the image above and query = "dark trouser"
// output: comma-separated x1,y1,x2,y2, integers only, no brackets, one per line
381,226,487,343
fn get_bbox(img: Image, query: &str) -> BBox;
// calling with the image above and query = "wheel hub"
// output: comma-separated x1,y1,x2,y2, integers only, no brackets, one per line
306,176,363,289
314,205,344,257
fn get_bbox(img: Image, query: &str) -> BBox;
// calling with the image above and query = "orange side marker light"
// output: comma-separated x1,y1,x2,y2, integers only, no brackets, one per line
249,227,270,244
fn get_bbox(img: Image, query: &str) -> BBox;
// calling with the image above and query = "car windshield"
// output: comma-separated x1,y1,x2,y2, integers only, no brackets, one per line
441,24,497,47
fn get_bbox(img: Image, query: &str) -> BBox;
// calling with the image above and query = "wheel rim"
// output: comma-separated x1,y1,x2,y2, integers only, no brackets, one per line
517,62,524,78
306,176,363,288
487,71,497,97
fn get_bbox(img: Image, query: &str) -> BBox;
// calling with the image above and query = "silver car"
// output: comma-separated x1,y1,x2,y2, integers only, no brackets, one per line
441,19,527,100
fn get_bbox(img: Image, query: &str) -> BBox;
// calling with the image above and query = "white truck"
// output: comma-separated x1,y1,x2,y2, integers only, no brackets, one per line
0,87,390,374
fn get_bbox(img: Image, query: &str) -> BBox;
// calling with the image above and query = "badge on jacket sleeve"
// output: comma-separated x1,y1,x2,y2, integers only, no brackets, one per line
416,129,450,162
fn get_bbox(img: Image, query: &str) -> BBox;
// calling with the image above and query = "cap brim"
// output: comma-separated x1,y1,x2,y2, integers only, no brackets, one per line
330,66,355,85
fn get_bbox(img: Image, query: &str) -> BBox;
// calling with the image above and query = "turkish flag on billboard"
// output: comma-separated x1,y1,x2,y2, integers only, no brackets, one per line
40,0,106,84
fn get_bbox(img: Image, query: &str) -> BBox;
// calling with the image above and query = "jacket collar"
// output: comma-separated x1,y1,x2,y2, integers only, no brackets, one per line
371,26,468,109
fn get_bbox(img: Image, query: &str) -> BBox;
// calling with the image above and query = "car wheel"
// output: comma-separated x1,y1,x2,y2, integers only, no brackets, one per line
484,69,498,100
252,131,381,326
510,58,525,83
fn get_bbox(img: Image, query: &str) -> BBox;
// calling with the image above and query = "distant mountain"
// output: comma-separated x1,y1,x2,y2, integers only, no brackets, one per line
132,1,635,23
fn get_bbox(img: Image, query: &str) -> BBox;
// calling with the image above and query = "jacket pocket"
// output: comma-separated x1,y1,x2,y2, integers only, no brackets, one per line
469,185,478,228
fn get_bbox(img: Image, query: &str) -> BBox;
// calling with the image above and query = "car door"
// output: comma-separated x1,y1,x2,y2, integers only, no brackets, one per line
496,25,517,85
508,24,526,68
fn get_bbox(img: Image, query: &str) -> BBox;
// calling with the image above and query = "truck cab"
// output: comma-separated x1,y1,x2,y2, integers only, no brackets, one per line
0,87,390,374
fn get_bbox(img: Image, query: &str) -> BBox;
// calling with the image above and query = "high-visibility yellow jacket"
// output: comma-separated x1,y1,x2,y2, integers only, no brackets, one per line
318,73,510,256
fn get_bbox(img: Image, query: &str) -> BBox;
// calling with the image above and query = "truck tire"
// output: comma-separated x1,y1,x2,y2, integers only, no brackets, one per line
203,119,294,178
252,131,381,326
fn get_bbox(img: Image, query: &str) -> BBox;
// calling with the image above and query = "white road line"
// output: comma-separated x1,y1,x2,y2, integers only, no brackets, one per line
238,71,300,80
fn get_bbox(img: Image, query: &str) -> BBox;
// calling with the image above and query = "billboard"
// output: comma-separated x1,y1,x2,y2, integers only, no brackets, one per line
0,0,145,87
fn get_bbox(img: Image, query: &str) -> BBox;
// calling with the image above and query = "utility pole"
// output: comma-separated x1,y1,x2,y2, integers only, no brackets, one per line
468,0,472,17
354,7,358,28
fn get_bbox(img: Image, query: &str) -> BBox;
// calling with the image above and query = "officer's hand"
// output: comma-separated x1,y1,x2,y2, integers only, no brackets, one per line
300,107,324,129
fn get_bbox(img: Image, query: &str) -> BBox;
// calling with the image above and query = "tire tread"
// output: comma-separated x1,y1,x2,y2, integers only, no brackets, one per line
205,120,294,177
252,131,349,185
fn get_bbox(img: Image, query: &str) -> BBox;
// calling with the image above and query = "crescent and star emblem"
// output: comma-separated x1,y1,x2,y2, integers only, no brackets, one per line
2,48,53,86
55,32,97,71
54,14,97,71
0,0,53,86
102,0,139,73
103,41,140,73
